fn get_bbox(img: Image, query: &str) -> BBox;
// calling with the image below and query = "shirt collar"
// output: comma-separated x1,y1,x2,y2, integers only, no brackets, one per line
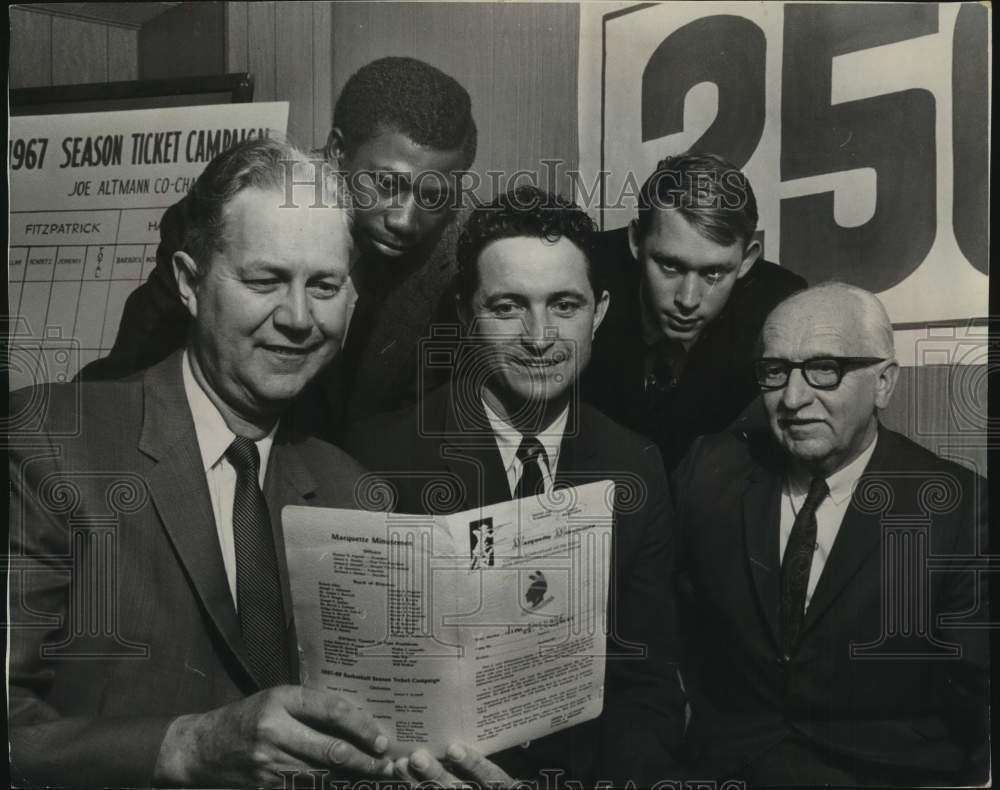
481,398,569,474
788,433,879,506
182,350,278,473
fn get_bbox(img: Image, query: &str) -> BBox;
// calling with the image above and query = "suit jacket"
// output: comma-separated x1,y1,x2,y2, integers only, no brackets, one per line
76,208,460,438
583,226,807,469
671,426,990,785
321,221,460,437
343,382,686,786
8,351,373,787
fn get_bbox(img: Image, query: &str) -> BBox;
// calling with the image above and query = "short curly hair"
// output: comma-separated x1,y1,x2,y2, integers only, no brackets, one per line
636,151,758,246
455,186,601,303
333,56,477,168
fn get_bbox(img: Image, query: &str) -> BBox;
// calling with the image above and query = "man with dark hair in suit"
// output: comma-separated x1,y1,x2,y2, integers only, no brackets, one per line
672,283,989,786
344,186,685,787
583,152,806,469
79,56,477,436
8,139,396,787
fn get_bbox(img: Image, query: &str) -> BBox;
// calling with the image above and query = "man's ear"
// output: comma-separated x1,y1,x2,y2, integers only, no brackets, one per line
592,290,611,338
173,251,201,319
737,238,762,279
627,220,641,262
874,359,900,410
324,128,347,165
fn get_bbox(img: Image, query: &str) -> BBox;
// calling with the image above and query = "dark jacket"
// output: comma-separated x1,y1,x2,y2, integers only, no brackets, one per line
670,426,990,785
8,352,374,786
344,382,686,786
583,226,807,469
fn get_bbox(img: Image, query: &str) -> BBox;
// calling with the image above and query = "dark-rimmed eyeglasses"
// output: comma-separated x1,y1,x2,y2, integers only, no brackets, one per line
754,357,888,390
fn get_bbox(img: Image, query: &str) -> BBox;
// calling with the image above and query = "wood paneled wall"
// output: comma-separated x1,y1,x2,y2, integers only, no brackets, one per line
330,2,580,201
221,1,580,193
139,2,225,80
224,1,333,151
10,2,580,194
8,6,138,88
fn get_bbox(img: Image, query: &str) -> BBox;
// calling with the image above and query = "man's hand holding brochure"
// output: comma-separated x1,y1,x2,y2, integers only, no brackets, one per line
283,480,615,760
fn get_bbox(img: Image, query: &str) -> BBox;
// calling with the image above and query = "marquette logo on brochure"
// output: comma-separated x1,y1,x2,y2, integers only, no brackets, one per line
526,571,552,610
469,517,494,569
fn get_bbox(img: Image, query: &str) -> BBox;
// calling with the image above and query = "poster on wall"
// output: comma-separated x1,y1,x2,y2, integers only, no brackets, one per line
577,2,989,339
7,102,290,390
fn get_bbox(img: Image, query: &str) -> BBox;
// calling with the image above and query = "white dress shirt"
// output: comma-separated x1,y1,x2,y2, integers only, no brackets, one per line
779,435,879,609
182,351,277,606
481,399,569,497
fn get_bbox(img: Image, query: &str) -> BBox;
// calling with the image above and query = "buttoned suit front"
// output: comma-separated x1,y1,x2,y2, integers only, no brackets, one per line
8,351,373,787
671,426,989,785
344,381,686,786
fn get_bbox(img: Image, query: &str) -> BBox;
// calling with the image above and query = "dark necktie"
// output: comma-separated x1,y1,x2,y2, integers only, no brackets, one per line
515,436,548,499
226,437,291,688
779,475,829,657
643,338,687,399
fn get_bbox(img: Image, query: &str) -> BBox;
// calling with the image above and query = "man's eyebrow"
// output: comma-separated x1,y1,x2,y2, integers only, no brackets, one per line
416,179,449,195
313,269,349,283
237,261,345,280
548,289,588,301
650,252,687,267
366,163,413,179
483,291,528,303
650,253,735,271
238,260,284,273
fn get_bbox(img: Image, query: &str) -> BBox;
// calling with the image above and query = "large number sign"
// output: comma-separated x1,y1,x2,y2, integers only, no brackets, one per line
577,2,989,328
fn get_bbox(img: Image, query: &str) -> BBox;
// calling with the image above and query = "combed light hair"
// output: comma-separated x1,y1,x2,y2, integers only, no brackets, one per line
636,151,758,246
179,137,351,277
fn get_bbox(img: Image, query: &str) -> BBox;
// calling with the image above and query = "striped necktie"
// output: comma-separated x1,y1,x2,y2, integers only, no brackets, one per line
226,436,291,688
779,475,829,657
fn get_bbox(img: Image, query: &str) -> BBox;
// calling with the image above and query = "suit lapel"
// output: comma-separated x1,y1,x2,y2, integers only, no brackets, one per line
440,383,510,509
138,352,258,685
742,462,783,650
265,427,320,629
435,385,601,508
802,430,893,631
263,429,323,683
552,401,600,484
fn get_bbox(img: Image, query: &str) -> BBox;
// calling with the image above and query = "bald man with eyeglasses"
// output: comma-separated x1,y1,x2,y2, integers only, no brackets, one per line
670,283,989,786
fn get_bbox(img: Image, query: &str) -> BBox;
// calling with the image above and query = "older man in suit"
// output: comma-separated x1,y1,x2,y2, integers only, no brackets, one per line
672,283,989,785
77,57,477,437
8,139,395,786
344,187,685,787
